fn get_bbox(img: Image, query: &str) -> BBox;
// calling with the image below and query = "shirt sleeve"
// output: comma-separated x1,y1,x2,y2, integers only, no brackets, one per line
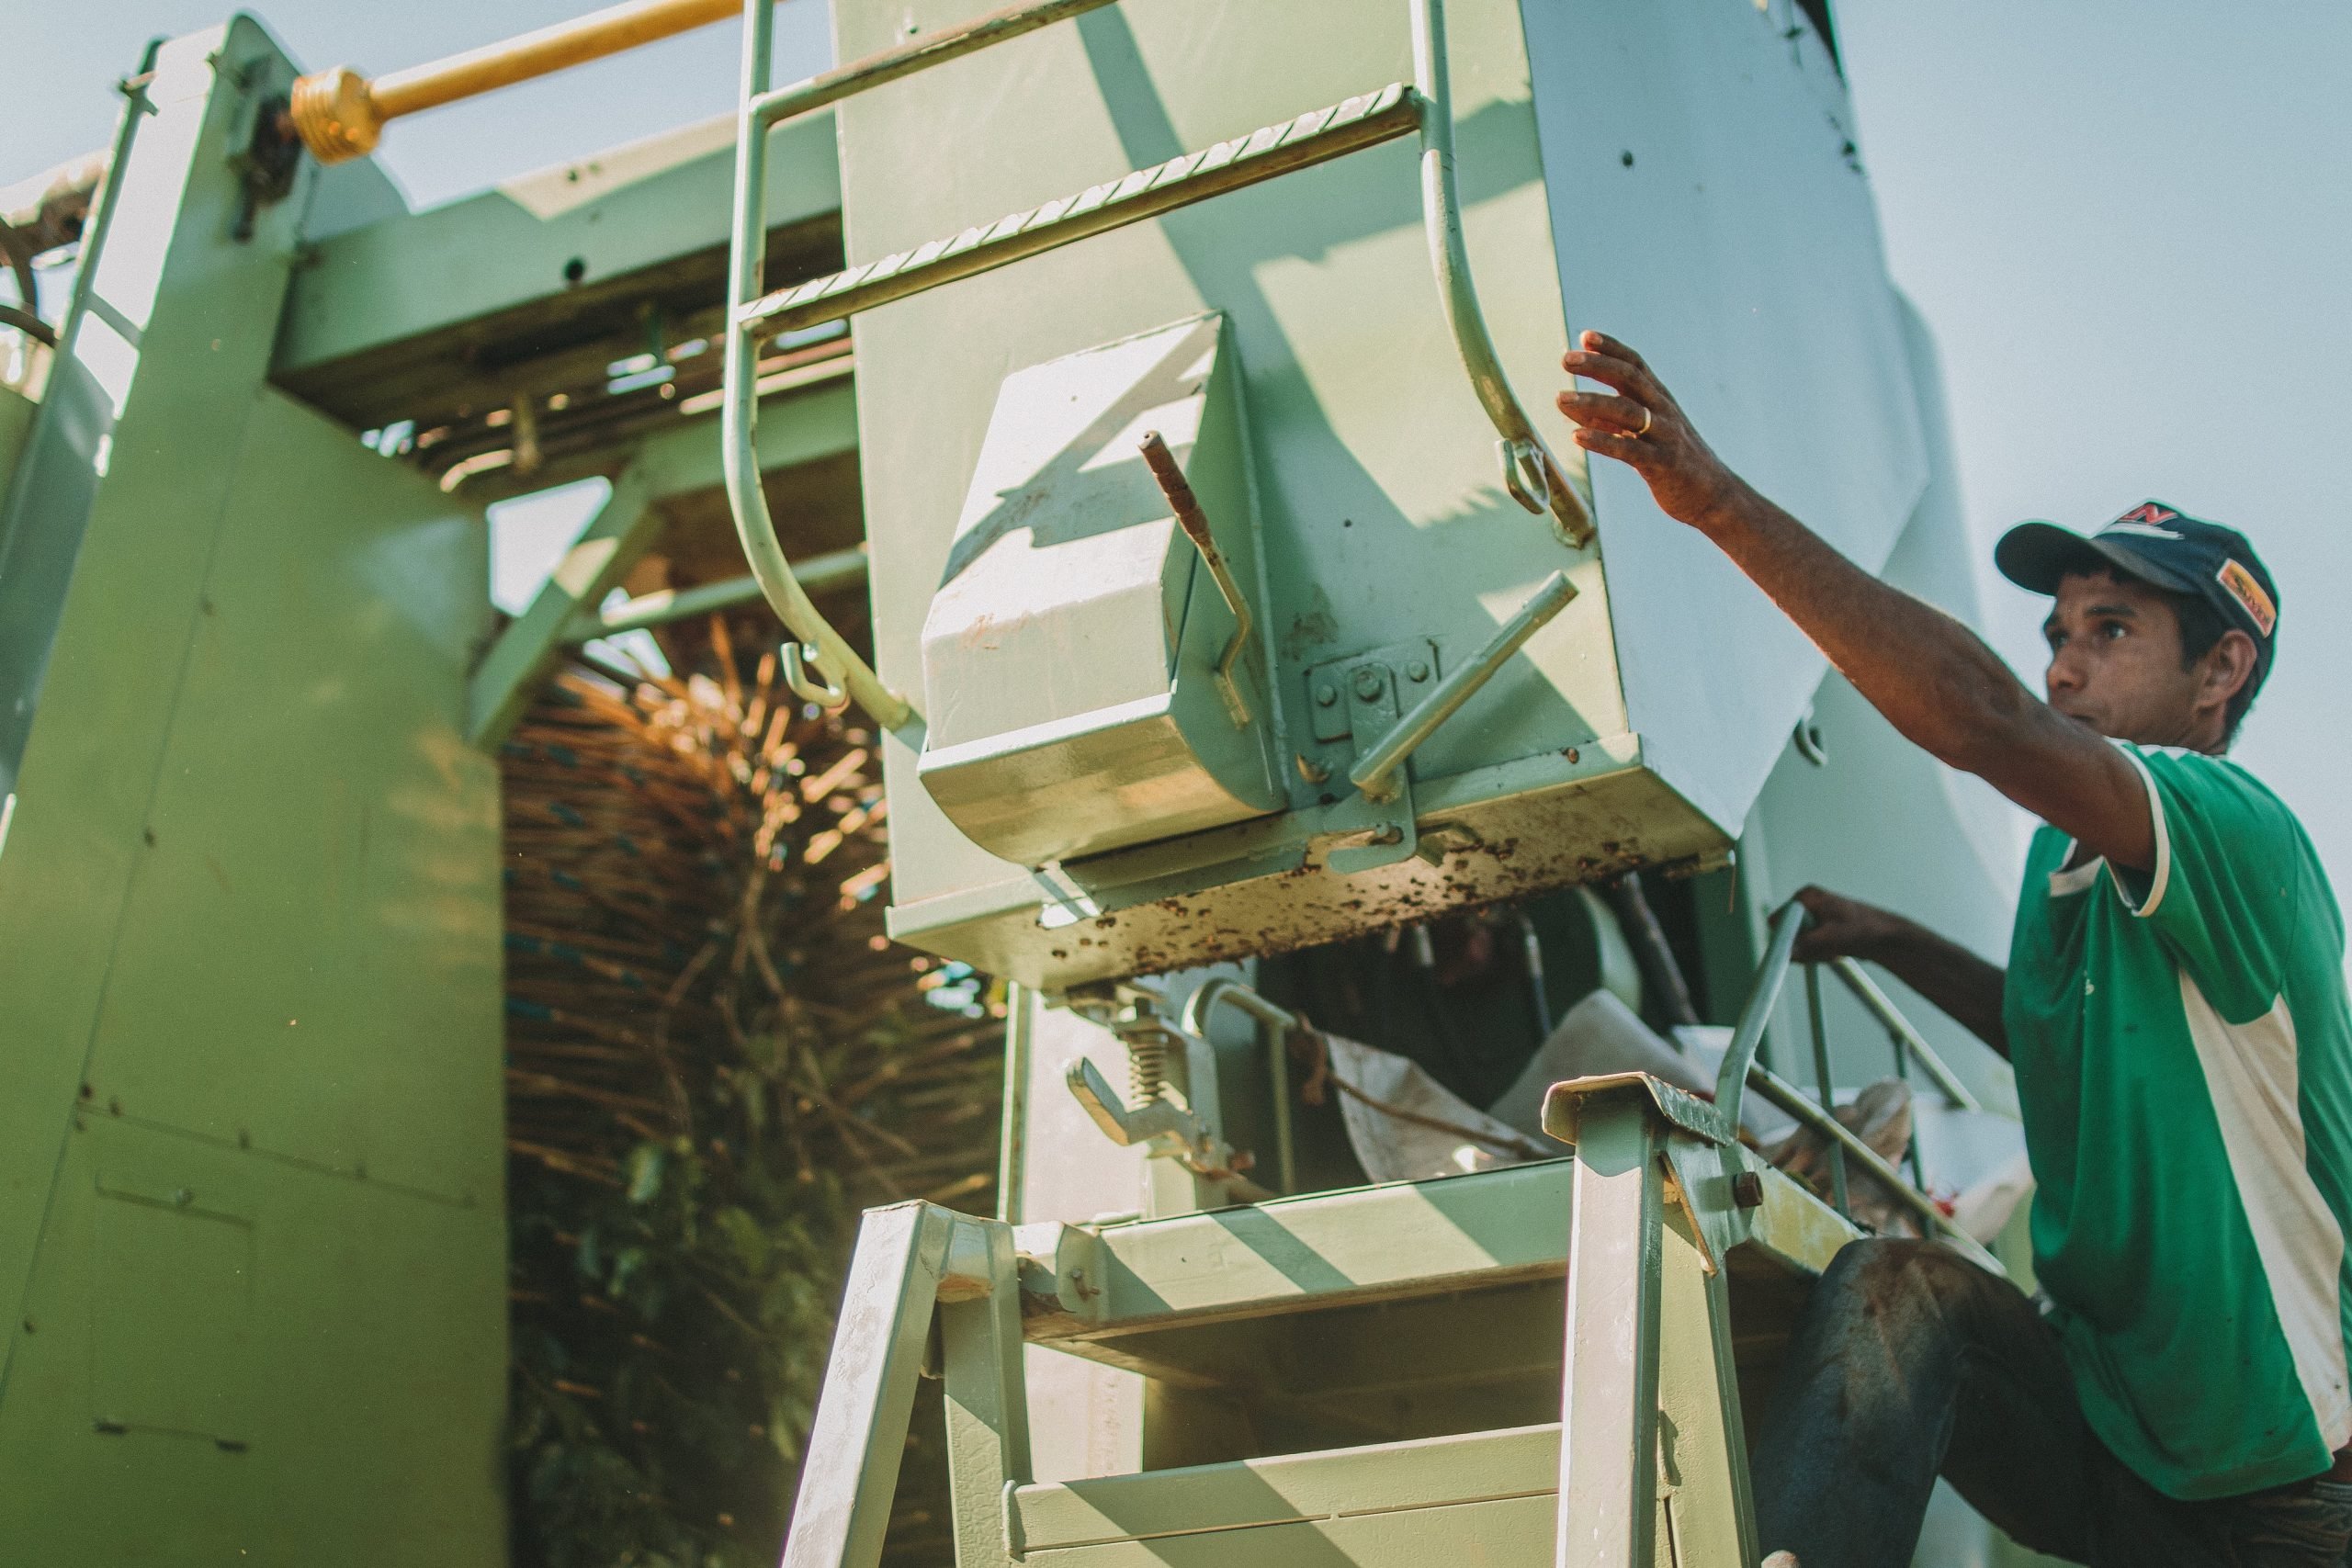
2109,745,2301,1020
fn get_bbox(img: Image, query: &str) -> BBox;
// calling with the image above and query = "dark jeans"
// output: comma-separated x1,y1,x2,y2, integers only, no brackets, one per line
1751,1238,2352,1567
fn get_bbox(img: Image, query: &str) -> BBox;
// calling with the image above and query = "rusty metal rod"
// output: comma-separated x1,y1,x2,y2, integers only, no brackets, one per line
1138,431,1255,728
285,0,742,164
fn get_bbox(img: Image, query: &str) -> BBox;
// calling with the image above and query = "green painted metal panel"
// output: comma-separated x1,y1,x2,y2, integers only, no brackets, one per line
276,109,843,378
0,376,506,1559
0,20,504,1561
0,384,31,496
4,1117,503,1564
0,17,306,1334
74,388,502,1201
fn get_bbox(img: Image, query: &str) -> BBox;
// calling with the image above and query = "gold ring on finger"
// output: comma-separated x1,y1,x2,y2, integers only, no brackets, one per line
1634,405,1654,438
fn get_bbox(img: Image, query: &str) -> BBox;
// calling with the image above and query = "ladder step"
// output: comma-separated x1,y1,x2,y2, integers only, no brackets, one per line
1014,1422,1559,1552
737,83,1419,341
1022,1156,1577,1345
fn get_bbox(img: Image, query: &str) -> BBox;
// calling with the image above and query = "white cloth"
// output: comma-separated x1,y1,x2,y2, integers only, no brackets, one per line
1321,1033,1550,1183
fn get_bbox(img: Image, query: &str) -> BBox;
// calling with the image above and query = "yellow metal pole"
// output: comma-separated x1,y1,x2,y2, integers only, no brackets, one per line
285,0,740,164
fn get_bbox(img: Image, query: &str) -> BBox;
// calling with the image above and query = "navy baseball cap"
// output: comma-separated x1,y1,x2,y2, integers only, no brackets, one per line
1996,501,2280,675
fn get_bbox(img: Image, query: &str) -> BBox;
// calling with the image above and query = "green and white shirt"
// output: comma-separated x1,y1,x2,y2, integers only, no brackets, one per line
2007,743,2352,1499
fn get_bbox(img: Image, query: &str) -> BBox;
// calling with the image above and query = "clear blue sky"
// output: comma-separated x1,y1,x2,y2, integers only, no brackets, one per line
12,0,2351,911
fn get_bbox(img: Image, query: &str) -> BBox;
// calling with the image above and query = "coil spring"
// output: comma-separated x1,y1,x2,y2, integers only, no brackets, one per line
1126,1030,1170,1106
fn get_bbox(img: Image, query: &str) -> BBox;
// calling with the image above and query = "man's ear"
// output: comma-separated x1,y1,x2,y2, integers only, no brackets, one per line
2201,627,2259,710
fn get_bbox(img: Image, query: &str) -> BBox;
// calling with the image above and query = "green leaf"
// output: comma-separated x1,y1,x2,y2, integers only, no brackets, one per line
714,1207,771,1276
626,1144,668,1205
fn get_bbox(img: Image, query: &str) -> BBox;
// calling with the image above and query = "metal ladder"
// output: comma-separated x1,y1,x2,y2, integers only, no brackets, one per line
717,0,1589,760
776,902,2001,1568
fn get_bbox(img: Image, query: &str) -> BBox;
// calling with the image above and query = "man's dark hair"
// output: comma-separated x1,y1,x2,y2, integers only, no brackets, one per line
2166,587,2264,746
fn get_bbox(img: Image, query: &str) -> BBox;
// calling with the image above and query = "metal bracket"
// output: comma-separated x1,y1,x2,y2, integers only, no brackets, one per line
1065,1058,1208,1153
1059,986,1254,1185
1304,643,1437,874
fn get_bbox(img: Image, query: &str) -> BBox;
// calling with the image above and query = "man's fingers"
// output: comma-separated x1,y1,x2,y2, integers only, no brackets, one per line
1577,329,1648,371
1569,425,1650,467
1555,389,1649,434
1560,348,1644,395
1562,349,1669,417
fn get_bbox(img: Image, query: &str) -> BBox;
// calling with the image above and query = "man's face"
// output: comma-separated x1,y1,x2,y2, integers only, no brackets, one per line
2041,570,2207,747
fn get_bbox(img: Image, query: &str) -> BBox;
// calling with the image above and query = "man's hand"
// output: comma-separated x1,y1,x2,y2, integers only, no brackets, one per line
1790,886,1907,965
1785,885,2012,1057
1550,328,2156,874
1555,331,1747,531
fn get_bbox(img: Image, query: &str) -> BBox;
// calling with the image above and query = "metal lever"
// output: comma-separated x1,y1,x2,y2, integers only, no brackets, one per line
1065,1057,1207,1151
1138,431,1255,728
1411,0,1593,548
1350,570,1578,802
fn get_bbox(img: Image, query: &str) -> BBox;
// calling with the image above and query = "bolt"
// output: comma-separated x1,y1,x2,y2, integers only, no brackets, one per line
1732,1171,1764,1209
1313,682,1339,707
1367,824,1404,846
1351,667,1385,702
1407,660,1430,682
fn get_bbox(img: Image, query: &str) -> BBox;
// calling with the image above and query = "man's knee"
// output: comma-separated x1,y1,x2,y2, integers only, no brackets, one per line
1812,1237,1980,1337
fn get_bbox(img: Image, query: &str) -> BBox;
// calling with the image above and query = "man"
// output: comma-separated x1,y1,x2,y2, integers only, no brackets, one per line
1556,332,2352,1566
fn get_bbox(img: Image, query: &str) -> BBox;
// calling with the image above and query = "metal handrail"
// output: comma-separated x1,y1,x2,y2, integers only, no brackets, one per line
723,0,1167,735
1804,962,1850,1214
1830,956,1982,1112
1408,0,1592,548
1745,1062,2002,1274
1712,901,1805,1124
1710,899,2002,1271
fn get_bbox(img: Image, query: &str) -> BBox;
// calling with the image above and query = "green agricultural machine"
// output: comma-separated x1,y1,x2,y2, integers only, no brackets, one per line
0,0,2041,1562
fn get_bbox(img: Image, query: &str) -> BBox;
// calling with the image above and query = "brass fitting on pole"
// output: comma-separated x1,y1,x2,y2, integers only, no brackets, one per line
283,0,740,164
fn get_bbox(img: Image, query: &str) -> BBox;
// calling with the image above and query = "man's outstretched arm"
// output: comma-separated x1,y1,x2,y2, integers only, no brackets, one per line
1556,333,2154,872
1792,886,2010,1057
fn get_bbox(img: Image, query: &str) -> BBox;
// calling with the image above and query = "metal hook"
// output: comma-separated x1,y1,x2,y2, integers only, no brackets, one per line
1498,438,1545,516
1505,439,1561,517
781,641,849,710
